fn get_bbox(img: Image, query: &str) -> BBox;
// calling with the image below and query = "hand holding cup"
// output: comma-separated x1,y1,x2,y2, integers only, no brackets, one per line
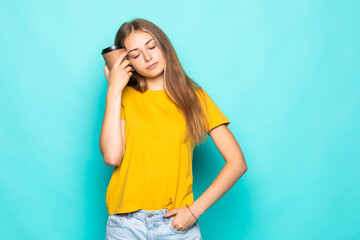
102,46,134,96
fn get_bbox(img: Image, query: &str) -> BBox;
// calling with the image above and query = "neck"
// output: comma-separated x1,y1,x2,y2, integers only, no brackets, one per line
145,71,165,91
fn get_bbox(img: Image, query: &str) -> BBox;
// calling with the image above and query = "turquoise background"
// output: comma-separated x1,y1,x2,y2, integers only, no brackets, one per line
1,0,359,239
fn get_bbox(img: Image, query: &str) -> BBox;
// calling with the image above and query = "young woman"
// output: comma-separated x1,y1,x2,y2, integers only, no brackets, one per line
100,18,247,240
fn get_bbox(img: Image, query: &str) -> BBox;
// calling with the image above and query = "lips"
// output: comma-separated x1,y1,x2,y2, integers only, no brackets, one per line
147,62,158,69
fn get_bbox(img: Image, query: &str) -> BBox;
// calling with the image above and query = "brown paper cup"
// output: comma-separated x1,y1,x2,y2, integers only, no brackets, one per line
101,45,127,71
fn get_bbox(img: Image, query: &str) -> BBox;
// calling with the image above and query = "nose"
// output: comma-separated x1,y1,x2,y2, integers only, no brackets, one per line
143,50,152,62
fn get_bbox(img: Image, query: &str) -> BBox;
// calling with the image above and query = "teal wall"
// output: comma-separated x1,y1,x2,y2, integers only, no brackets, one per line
1,0,359,239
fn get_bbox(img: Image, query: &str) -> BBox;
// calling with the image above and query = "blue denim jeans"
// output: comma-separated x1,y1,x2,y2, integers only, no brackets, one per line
105,208,202,239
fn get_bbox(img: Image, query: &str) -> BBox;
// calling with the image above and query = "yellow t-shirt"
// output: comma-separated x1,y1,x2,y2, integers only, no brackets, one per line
105,86,230,215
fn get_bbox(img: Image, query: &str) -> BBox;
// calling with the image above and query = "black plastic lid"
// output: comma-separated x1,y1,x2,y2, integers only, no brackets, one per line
101,44,123,55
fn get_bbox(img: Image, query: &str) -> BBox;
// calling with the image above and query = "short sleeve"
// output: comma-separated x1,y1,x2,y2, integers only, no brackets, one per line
120,103,125,120
196,88,230,134
120,86,131,120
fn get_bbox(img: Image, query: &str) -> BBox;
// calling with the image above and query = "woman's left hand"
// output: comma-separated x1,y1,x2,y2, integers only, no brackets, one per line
163,206,198,232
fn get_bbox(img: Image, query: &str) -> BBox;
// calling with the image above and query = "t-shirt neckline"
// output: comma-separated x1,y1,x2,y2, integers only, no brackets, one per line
144,89,166,93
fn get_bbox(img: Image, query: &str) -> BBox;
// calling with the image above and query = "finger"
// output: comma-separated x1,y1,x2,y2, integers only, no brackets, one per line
104,65,110,78
119,59,131,69
104,64,109,75
124,66,133,72
113,51,128,67
163,210,175,217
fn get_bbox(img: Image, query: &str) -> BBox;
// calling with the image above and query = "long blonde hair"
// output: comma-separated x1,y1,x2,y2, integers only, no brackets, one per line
114,18,210,147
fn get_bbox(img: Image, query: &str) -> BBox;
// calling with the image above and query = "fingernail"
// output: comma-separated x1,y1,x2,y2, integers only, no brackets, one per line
162,213,166,216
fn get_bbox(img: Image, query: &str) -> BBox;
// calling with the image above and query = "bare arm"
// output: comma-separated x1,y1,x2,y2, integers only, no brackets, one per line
189,124,247,218
99,88,126,167
99,51,132,167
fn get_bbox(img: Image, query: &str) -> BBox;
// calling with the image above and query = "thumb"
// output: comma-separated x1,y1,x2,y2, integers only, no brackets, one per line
163,209,176,217
104,64,109,76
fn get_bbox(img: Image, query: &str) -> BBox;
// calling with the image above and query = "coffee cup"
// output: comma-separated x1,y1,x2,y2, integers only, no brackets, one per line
101,45,127,71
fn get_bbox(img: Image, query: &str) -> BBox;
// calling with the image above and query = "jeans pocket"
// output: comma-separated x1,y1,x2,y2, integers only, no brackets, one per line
107,214,125,228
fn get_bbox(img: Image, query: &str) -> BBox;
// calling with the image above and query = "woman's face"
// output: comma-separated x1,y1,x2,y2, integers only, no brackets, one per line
123,31,165,79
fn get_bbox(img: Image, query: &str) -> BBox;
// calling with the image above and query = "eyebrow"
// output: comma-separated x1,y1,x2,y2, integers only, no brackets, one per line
127,39,154,53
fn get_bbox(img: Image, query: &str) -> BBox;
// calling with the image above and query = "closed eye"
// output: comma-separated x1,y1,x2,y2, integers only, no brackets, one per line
133,46,156,59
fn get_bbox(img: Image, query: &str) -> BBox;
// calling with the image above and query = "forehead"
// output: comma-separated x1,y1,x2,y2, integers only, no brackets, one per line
124,31,154,49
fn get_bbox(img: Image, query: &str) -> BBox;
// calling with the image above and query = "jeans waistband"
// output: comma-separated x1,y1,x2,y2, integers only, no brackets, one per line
115,208,170,222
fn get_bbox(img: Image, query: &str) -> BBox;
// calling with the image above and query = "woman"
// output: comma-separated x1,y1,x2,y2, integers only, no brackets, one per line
100,18,247,240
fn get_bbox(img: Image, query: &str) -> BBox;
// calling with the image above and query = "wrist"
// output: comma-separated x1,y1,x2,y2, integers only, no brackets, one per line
186,204,198,221
188,202,204,220
107,87,122,99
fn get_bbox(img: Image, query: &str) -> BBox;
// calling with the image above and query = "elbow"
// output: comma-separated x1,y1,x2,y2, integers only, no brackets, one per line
242,165,248,174
104,159,118,167
103,154,123,167
237,163,247,175
104,157,121,167
235,158,247,175
100,144,124,167
226,161,247,177
241,159,248,174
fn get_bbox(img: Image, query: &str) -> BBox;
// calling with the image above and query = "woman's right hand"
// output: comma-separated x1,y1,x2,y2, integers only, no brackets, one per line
104,51,133,96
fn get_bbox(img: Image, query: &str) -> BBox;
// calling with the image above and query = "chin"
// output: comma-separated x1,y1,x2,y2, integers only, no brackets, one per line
143,68,164,78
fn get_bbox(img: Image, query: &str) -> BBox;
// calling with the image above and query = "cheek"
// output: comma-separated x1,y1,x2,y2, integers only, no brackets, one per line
129,60,141,70
155,50,161,58
156,52,165,65
157,51,165,62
